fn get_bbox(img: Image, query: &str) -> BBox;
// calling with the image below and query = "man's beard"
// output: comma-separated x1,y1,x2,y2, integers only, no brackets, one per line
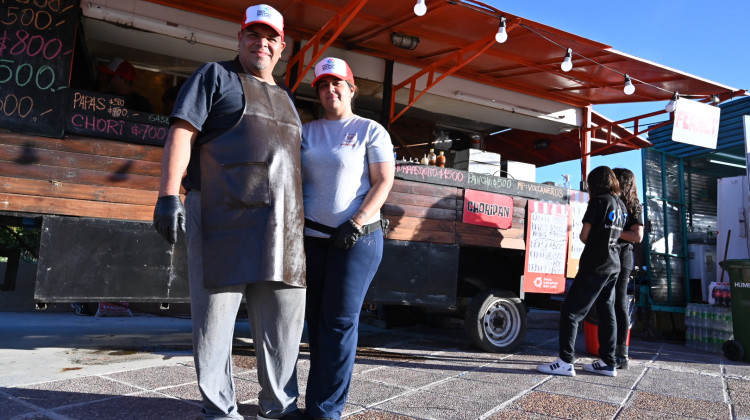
252,61,267,71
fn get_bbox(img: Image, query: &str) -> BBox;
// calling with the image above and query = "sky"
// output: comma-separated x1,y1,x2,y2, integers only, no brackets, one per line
484,0,750,193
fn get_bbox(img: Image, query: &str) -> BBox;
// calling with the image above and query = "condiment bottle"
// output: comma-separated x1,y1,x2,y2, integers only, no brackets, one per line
427,148,437,166
420,154,429,165
436,151,446,167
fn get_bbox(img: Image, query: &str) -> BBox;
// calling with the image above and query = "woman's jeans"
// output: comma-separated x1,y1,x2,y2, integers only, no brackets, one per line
304,232,383,420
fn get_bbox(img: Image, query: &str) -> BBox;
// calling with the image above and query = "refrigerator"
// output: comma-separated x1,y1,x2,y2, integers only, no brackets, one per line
716,175,750,281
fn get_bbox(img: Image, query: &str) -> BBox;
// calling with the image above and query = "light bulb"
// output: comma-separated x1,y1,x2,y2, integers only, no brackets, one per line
495,16,507,43
623,74,635,95
561,48,573,72
665,92,679,113
413,0,426,16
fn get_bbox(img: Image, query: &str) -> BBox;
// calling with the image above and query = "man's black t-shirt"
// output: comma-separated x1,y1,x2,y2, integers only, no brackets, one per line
579,192,627,276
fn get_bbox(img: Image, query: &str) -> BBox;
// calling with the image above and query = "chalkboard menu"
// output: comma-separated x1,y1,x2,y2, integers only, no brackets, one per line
65,89,170,146
0,0,79,138
395,162,568,203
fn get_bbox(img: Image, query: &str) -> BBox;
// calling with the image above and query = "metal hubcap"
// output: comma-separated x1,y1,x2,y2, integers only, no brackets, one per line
482,298,520,346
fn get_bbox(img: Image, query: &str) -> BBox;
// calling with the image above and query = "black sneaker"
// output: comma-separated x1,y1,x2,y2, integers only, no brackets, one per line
583,359,617,377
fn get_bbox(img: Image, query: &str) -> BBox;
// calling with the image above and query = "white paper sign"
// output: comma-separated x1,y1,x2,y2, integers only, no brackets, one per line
672,99,721,149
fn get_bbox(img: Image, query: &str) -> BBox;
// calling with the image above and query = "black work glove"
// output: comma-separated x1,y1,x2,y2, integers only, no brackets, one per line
332,219,364,250
153,195,186,244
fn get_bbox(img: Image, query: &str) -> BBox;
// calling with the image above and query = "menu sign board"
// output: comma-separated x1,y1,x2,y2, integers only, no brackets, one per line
523,200,569,294
0,0,79,138
66,89,170,146
566,190,588,278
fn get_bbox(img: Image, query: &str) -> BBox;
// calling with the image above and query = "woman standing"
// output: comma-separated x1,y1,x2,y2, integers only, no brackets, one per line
612,168,644,369
537,166,627,377
301,57,395,420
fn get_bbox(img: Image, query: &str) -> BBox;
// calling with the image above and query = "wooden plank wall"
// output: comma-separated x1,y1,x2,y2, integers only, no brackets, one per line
383,179,526,250
0,131,527,250
0,131,162,221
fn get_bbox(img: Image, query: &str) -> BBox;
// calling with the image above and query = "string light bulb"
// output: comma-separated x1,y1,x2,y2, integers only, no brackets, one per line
495,16,508,43
623,74,635,95
561,48,573,72
413,0,426,16
665,92,679,113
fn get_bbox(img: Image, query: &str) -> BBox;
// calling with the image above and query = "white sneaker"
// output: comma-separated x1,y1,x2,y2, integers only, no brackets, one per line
537,358,576,376
583,359,617,377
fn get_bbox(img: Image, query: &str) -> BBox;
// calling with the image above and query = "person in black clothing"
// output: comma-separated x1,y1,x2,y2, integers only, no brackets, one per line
612,168,644,369
98,57,153,113
537,166,627,377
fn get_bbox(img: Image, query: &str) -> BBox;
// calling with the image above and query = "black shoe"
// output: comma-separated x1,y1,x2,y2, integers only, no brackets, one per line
615,356,629,369
615,344,629,369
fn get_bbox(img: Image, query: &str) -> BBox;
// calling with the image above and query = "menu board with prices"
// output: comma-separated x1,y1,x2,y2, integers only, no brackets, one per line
523,200,569,294
0,0,79,138
66,89,170,146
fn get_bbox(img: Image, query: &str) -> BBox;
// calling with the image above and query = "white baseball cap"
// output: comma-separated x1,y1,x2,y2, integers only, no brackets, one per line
241,4,283,37
311,57,355,87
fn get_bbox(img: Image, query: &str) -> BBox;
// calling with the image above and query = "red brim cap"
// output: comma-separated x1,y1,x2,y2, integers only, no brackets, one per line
241,4,284,37
311,57,355,87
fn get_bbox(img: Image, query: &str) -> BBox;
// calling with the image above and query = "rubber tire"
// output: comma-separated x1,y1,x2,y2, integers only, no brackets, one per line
465,289,527,352
723,339,745,361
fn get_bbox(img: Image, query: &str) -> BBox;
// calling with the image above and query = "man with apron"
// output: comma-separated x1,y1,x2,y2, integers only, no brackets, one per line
153,5,306,420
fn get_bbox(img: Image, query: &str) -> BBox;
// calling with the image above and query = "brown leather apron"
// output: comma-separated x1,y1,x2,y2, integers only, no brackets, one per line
199,72,305,288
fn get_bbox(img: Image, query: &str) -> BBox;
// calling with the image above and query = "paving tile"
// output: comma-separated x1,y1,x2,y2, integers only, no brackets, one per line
724,360,750,378
0,393,37,418
345,409,414,419
104,364,197,389
564,363,645,389
421,377,523,404
4,413,60,420
485,408,552,420
393,356,485,377
626,390,730,419
5,376,142,409
346,379,411,408
535,376,630,405
735,403,750,419
727,377,750,402
456,361,549,390
231,346,259,373
356,365,452,389
651,350,724,373
439,345,513,362
373,389,498,419
635,368,724,401
52,391,200,420
509,390,619,420
616,406,695,419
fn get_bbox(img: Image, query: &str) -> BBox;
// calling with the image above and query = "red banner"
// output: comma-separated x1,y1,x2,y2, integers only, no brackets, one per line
462,189,513,229
523,200,569,294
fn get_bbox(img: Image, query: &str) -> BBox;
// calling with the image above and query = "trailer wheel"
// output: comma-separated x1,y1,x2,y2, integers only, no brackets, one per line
465,289,526,352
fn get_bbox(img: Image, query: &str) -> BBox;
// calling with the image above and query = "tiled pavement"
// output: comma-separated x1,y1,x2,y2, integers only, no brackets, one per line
1,312,750,419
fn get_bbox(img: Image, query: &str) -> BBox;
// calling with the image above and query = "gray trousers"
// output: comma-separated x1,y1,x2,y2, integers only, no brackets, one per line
186,192,306,419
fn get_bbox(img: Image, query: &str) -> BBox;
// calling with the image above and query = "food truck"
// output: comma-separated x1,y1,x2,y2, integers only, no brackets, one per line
1,0,743,351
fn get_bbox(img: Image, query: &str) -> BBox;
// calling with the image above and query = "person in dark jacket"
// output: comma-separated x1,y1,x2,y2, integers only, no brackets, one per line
612,167,644,369
537,166,627,377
